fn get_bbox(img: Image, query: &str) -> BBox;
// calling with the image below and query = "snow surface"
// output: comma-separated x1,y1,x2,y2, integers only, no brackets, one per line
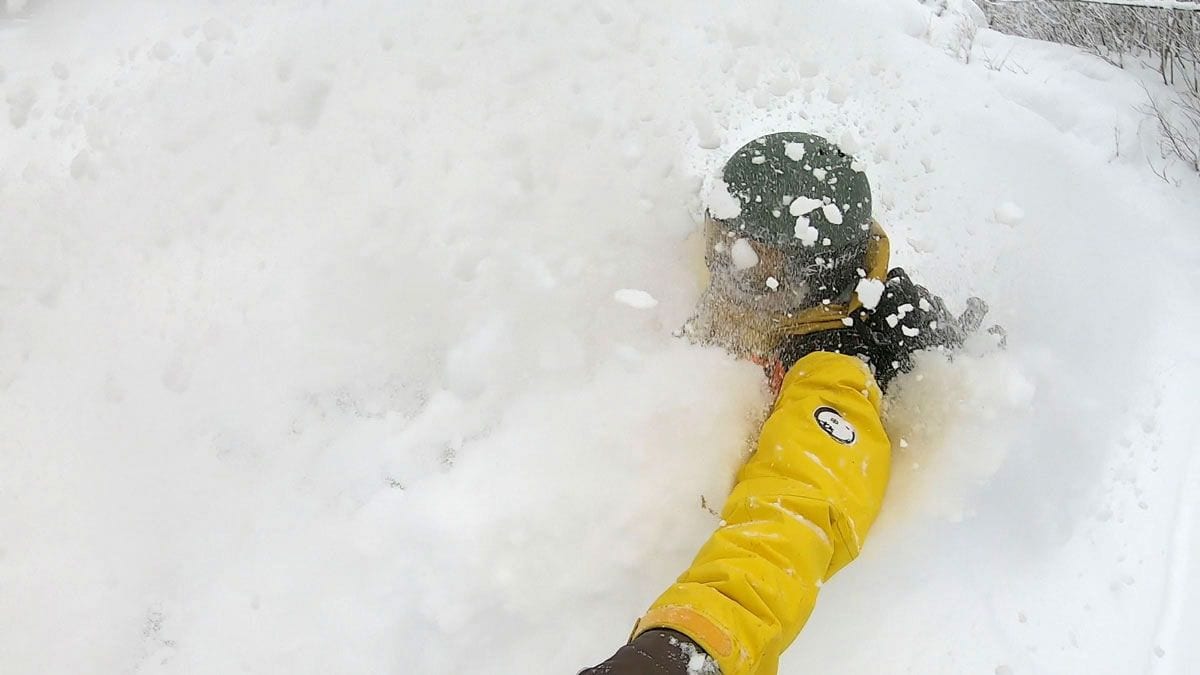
2,2,1200,675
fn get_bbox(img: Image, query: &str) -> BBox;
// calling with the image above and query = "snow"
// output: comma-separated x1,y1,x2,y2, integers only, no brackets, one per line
855,278,887,310
614,289,660,310
730,238,760,270
839,129,864,155
678,636,719,675
705,179,742,219
1056,0,1200,9
789,195,824,216
2,2,1200,675
995,200,1026,225
784,141,807,161
821,202,844,225
793,216,820,246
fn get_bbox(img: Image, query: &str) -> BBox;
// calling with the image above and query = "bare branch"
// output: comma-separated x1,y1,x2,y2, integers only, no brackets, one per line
982,0,1200,172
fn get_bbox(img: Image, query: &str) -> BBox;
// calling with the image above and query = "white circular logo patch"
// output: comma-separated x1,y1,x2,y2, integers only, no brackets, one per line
814,406,856,445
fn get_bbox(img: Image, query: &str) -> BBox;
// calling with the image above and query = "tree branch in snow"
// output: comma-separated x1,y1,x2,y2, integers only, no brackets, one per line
983,0,1200,171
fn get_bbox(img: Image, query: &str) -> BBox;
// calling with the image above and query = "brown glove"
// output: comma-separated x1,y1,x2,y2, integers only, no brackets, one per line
579,629,719,675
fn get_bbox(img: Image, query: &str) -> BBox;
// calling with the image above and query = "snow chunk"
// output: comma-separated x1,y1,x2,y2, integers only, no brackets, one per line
821,203,843,225
751,155,766,164
730,239,759,269
789,196,823,217
794,216,819,246
855,278,885,310
812,167,827,181
901,325,920,337
995,201,1025,225
839,129,863,155
613,289,659,309
706,180,742,219
765,276,779,290
784,141,806,161
676,637,719,675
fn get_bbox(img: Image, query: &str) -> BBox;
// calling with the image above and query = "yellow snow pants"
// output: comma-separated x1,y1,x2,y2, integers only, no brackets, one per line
632,351,892,675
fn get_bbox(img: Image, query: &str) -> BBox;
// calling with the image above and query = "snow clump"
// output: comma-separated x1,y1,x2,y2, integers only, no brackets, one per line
994,201,1025,225
789,196,824,217
794,216,820,246
613,289,659,309
706,179,742,219
855,278,886,310
822,203,844,225
729,239,760,269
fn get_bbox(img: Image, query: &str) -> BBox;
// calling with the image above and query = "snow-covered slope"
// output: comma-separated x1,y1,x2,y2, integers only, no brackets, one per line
2,1,1198,674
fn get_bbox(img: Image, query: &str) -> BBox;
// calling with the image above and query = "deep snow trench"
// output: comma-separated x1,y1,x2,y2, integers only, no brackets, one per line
2,2,1199,674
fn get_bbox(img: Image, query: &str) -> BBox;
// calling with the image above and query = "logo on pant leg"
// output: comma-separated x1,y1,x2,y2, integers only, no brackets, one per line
814,406,856,444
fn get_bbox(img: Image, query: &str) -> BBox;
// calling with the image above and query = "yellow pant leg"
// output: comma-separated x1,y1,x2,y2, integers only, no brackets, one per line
633,352,892,675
